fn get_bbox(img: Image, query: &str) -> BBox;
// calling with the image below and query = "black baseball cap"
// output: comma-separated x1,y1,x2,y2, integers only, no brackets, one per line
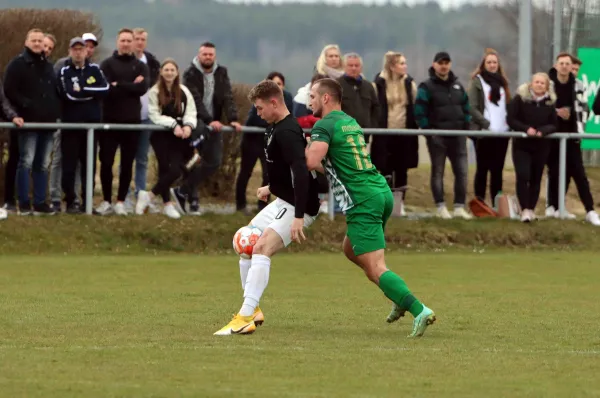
433,52,451,63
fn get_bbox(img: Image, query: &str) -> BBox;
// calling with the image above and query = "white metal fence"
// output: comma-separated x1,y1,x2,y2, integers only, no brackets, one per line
0,122,595,220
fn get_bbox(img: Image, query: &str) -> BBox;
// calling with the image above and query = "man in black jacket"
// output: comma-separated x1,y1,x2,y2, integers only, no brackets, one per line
1,80,24,213
171,42,242,215
546,53,599,225
4,28,61,215
58,37,110,213
414,52,472,220
97,28,149,216
337,52,379,141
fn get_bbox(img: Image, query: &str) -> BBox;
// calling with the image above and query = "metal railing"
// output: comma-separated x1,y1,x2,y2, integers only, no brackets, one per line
0,122,597,220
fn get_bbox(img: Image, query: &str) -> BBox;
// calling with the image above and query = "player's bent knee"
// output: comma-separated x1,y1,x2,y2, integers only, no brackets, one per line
252,228,284,257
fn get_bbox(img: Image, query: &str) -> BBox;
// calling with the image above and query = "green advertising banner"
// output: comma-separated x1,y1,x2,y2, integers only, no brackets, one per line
578,48,600,150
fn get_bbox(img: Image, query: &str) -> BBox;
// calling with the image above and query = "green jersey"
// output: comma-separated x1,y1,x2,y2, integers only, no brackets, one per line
310,110,389,212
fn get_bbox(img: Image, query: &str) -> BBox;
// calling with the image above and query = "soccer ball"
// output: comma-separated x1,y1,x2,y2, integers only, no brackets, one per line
233,225,262,259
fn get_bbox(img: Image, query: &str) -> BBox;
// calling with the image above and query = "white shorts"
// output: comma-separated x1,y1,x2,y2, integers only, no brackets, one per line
250,198,318,247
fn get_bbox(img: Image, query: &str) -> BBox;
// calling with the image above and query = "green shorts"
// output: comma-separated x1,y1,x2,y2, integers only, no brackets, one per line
346,190,394,256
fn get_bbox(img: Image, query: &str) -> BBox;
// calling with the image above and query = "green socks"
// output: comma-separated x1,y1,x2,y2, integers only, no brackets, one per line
378,270,424,317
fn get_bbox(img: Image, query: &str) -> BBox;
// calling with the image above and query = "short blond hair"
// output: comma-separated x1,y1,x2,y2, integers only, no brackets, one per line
133,27,147,36
26,28,44,40
531,72,551,91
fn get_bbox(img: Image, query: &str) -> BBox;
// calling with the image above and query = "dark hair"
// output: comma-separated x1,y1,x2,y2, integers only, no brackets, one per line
117,28,134,37
158,58,182,115
313,78,342,103
248,79,283,103
571,55,583,66
311,73,327,86
556,51,573,61
200,42,216,49
267,71,285,85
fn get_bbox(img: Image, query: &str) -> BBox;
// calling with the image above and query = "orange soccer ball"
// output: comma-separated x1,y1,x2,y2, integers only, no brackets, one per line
232,226,263,259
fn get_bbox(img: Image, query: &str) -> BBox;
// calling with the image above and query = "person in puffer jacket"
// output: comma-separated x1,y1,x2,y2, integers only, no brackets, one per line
507,73,557,222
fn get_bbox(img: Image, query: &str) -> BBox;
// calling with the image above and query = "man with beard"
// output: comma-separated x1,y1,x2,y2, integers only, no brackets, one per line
170,42,242,215
305,78,436,338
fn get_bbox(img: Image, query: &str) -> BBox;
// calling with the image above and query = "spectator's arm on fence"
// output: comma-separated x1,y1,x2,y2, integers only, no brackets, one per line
3,58,30,110
222,68,239,123
538,103,558,136
181,85,198,129
147,86,177,129
467,79,489,130
506,95,530,133
414,83,430,129
0,81,18,121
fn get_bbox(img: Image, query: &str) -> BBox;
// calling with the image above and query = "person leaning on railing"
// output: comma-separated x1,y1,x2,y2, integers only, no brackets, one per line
135,59,197,219
507,73,557,223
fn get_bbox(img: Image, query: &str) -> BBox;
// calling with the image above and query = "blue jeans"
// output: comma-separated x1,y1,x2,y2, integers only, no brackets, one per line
17,131,54,206
123,119,152,198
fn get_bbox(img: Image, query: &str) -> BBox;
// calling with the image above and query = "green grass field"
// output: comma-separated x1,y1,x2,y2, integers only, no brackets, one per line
1,253,600,398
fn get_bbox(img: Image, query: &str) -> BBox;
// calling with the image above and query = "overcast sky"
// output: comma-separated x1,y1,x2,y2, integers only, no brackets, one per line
221,0,506,9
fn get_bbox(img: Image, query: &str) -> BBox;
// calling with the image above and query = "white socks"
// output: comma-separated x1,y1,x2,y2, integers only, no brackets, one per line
239,258,251,290
239,254,271,316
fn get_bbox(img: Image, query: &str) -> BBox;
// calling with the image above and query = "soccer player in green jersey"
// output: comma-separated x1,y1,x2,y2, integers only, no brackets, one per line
305,78,436,337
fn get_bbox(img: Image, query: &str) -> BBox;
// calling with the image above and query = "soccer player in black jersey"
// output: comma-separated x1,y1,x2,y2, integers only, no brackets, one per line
214,80,321,336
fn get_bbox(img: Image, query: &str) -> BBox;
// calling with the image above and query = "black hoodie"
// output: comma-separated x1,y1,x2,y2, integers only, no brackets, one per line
100,51,149,123
549,67,577,133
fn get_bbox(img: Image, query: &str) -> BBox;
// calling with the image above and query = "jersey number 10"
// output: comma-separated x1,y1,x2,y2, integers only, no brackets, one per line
346,135,373,170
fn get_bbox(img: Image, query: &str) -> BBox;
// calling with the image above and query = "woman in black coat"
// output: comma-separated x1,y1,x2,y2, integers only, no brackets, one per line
507,73,557,222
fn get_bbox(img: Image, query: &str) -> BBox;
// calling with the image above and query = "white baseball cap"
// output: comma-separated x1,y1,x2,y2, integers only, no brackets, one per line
82,33,98,45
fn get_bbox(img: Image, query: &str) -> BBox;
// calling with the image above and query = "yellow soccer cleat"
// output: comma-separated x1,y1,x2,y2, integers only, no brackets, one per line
253,307,265,326
213,314,256,336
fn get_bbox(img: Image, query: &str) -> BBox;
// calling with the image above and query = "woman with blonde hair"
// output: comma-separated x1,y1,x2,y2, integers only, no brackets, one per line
135,58,197,219
468,48,511,205
370,51,418,217
507,72,557,222
293,44,344,117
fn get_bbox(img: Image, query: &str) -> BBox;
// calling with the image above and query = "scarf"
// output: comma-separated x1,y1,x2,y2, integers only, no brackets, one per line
480,70,506,105
323,65,344,79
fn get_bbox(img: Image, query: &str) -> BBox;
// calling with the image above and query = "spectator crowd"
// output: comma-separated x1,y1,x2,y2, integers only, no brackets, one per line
2,28,600,225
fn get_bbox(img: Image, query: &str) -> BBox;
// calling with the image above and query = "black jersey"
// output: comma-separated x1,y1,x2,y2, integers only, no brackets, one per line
264,114,321,217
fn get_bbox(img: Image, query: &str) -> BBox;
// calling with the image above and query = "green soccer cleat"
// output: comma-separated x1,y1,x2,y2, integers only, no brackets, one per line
408,306,436,338
386,303,406,323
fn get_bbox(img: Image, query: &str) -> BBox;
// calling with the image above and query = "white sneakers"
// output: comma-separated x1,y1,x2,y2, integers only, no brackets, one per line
436,206,472,220
545,205,576,220
520,209,535,223
585,210,600,226
135,190,152,215
163,203,181,219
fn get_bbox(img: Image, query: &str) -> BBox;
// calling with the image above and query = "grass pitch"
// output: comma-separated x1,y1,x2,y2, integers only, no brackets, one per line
1,253,600,397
